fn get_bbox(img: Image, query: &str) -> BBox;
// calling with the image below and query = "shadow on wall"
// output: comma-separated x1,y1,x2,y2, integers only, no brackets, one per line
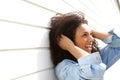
37,30,57,80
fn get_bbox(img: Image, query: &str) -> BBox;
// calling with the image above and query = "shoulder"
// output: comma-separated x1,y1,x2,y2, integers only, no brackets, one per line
56,59,77,68
55,59,78,76
55,59,78,71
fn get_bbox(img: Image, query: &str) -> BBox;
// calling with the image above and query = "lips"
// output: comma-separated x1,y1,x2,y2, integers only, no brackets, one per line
85,45,92,52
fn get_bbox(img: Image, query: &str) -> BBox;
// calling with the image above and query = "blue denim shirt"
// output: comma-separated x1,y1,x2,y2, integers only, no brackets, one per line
55,28,120,80
100,28,120,69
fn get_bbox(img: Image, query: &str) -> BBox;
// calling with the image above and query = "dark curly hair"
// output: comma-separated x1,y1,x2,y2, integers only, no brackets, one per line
49,11,99,67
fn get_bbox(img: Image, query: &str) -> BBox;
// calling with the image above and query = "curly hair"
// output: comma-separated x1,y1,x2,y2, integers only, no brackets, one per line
49,11,99,67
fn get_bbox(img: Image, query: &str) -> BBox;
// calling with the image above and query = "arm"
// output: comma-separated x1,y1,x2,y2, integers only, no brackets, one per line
55,52,106,80
57,35,106,79
93,28,120,47
77,52,106,79
92,28,111,40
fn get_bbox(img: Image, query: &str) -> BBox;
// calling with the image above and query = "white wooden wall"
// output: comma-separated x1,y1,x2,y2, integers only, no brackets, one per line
0,0,56,80
0,0,120,80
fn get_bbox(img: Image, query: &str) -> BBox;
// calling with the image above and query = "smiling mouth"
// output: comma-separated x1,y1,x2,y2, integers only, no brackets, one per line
85,45,92,51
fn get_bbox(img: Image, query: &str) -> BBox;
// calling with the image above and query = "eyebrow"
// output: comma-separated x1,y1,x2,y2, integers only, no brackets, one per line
82,31,92,34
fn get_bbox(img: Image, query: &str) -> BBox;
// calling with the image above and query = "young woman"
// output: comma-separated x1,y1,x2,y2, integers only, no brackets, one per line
49,11,120,80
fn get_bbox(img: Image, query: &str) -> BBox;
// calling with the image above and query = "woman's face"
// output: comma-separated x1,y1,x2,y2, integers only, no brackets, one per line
74,24,94,53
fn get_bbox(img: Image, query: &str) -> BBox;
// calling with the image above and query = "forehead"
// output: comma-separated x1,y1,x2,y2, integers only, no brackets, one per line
77,24,92,33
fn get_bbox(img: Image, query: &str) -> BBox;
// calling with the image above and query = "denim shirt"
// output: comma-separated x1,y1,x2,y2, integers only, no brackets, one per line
100,28,120,69
55,28,120,80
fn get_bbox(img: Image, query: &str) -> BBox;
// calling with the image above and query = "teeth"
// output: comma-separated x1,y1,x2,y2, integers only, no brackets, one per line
85,45,92,52
86,45,92,48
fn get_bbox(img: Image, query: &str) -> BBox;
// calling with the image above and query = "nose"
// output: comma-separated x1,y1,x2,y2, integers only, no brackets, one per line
88,35,94,42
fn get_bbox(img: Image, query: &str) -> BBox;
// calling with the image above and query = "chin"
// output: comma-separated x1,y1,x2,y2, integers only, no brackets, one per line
87,51,91,54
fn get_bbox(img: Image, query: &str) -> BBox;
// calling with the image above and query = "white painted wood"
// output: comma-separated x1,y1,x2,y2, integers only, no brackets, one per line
27,0,75,13
13,69,56,80
0,0,55,27
0,21,49,49
0,49,54,80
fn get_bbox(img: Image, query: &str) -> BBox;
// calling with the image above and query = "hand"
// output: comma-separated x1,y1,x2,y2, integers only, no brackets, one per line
58,35,74,50
58,35,89,59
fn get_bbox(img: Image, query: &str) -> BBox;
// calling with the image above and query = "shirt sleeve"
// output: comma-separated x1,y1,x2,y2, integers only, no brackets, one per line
55,52,106,80
103,28,120,47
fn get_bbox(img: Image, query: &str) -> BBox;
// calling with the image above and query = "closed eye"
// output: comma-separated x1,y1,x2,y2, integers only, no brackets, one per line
82,33,87,36
82,32,93,37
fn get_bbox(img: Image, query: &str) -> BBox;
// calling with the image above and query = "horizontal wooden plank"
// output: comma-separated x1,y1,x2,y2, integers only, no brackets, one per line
27,0,75,13
0,49,53,80
12,69,56,80
0,0,55,27
0,21,50,49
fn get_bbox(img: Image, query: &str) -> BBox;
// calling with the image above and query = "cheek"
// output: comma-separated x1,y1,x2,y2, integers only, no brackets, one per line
75,39,86,48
